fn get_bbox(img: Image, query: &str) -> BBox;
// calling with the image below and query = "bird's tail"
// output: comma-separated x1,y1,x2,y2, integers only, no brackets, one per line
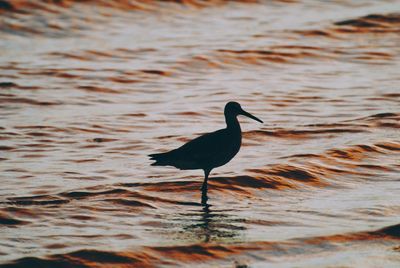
148,152,172,166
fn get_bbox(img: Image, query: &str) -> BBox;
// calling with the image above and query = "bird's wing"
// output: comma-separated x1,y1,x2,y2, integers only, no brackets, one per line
171,129,231,161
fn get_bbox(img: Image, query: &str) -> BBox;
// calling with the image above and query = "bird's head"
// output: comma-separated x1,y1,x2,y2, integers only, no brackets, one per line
224,101,263,123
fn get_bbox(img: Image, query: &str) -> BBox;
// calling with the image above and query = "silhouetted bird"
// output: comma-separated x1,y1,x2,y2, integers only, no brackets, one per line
149,101,263,204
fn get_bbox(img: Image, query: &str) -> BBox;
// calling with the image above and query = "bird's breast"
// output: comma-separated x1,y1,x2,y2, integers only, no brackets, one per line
210,131,241,168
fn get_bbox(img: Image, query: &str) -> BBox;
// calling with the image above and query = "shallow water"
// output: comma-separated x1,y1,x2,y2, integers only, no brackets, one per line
0,0,400,267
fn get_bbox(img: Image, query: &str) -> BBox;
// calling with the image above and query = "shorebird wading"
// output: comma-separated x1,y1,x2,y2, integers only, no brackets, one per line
149,101,263,204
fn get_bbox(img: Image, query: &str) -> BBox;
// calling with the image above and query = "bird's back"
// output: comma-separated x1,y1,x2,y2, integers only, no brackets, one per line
149,128,241,170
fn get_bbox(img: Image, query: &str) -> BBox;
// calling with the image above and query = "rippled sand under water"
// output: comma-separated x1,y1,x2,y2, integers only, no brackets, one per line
0,0,400,267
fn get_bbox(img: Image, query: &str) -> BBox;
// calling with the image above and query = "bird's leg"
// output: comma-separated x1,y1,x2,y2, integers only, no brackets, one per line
201,169,211,205
201,169,210,192
201,188,208,206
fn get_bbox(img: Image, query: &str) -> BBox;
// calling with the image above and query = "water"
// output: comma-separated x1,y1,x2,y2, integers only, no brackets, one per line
0,1,399,267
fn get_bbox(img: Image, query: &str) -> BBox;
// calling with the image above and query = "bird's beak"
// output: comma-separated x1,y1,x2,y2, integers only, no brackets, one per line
240,109,263,123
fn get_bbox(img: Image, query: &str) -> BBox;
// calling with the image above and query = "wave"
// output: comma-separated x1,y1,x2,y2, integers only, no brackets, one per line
170,12,400,71
0,212,29,226
296,13,400,37
2,223,399,267
2,138,397,213
244,112,399,140
334,13,400,33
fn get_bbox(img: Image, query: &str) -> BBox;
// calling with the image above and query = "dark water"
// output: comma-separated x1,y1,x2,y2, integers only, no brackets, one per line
1,0,400,267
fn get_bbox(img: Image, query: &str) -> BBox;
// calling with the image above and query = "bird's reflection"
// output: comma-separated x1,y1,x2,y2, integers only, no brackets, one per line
168,190,246,243
199,190,213,243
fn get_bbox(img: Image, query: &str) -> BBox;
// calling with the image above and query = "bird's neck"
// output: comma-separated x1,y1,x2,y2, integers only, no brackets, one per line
225,114,241,132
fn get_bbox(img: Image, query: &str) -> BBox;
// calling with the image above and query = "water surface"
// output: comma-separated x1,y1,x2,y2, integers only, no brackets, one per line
1,0,400,267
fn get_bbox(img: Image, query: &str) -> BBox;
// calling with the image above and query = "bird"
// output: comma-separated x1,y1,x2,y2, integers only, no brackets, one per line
149,101,263,204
